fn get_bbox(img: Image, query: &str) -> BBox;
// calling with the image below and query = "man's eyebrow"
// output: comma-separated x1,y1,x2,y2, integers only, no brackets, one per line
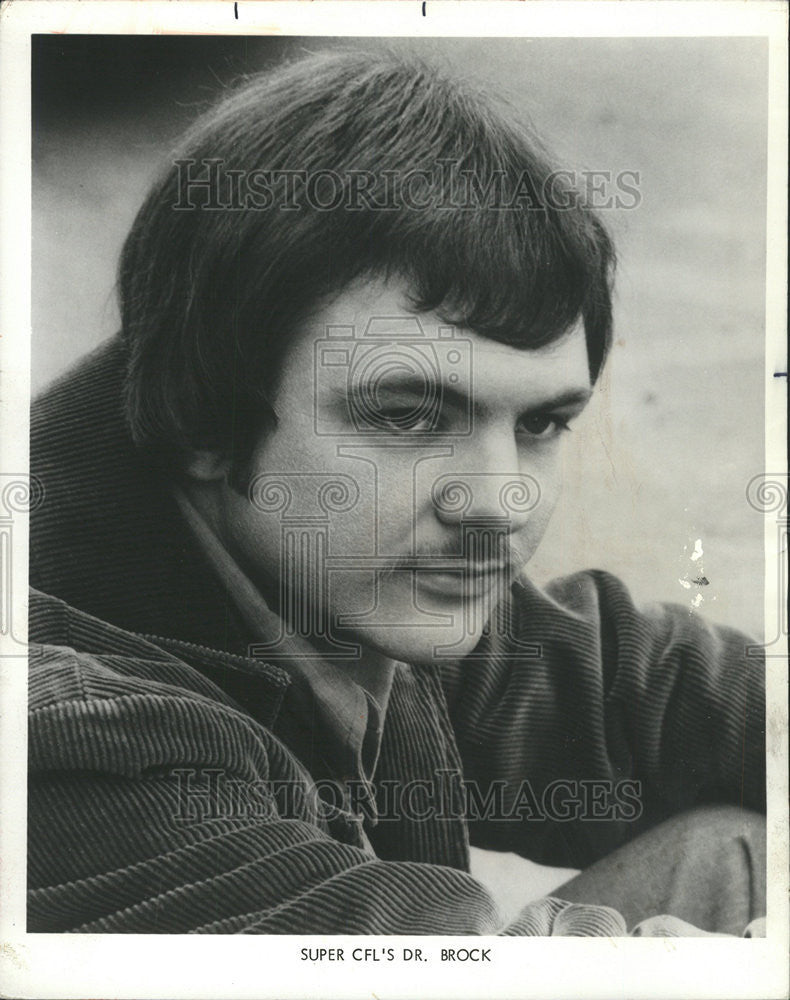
333,372,470,405
522,386,593,411
333,372,593,412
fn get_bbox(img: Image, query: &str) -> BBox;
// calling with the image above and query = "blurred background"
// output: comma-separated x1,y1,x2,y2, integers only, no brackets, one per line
31,31,769,918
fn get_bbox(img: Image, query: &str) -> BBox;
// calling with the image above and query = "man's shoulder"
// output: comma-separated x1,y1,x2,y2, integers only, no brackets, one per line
27,586,306,800
463,568,641,658
28,587,291,727
453,567,760,689
514,568,630,617
30,336,162,621
32,334,128,446
29,341,248,648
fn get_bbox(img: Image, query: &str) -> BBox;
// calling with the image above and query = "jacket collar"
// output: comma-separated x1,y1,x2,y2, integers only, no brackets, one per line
31,335,255,656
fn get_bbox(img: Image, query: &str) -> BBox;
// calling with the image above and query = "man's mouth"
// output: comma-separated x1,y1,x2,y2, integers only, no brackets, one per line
388,557,513,599
414,566,506,599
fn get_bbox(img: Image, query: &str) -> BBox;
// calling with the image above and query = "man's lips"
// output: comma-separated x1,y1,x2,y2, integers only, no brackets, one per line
383,557,515,598
414,566,508,599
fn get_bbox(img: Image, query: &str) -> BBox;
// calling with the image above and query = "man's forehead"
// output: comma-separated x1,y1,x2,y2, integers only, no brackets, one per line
299,278,591,395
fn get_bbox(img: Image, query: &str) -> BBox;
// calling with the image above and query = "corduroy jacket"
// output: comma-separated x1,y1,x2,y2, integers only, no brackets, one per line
27,337,765,934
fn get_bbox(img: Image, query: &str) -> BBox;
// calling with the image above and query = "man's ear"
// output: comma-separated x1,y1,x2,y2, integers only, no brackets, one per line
182,449,232,483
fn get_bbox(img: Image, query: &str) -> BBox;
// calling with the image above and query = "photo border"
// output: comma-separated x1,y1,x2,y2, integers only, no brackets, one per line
1,3,787,998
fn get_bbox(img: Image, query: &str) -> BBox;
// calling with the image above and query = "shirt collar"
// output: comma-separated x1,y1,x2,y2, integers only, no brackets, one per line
173,486,396,792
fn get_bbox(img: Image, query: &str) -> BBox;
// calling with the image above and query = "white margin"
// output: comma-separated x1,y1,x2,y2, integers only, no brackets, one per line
0,3,787,999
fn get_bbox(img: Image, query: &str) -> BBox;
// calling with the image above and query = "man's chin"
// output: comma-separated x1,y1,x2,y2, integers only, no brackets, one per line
350,622,486,665
328,572,500,663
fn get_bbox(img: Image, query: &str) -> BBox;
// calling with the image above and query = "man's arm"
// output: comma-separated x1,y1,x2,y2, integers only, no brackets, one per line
442,570,765,869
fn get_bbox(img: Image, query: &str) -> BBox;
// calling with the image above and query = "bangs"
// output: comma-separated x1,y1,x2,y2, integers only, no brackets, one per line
263,52,616,372
398,198,612,357
331,143,615,378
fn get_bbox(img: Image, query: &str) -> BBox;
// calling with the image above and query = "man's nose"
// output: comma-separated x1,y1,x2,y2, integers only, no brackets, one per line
430,433,541,531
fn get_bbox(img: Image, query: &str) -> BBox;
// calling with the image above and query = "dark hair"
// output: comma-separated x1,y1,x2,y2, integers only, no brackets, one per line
119,48,615,466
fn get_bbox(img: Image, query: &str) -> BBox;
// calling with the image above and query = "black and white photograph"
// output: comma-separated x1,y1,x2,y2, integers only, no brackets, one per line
0,3,787,998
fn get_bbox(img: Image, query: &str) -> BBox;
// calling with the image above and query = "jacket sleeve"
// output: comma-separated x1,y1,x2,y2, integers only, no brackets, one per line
28,641,630,935
442,570,765,868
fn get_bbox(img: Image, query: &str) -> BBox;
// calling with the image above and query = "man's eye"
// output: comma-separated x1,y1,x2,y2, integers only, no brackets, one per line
376,407,435,432
517,413,570,439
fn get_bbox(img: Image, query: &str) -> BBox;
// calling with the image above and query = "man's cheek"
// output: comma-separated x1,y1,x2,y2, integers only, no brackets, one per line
230,504,281,576
518,489,559,563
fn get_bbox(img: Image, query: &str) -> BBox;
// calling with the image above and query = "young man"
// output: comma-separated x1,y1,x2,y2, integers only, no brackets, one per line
28,50,765,935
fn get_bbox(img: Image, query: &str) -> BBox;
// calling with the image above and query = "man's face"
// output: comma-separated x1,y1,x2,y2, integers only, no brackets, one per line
211,278,592,663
